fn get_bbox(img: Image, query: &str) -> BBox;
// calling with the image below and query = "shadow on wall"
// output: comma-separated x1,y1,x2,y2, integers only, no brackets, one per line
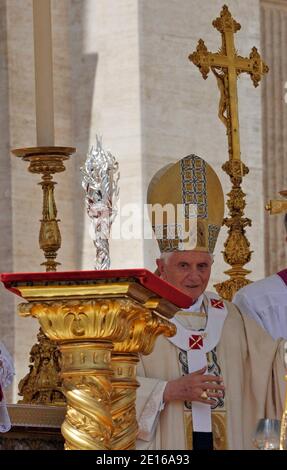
69,0,98,269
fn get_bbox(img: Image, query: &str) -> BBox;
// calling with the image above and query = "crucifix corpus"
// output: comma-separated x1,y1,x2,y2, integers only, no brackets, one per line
189,4,269,301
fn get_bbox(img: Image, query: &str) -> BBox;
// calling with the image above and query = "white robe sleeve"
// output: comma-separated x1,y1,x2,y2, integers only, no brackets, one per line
0,342,15,433
233,290,265,329
136,356,167,445
136,377,166,443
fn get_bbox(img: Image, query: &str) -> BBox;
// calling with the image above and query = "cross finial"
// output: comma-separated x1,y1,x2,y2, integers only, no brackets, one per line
213,5,241,33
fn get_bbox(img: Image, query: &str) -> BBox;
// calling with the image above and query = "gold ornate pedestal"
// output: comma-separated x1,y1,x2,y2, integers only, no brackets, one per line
3,270,182,450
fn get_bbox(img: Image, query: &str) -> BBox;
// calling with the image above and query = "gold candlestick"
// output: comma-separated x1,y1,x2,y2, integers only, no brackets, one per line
12,146,75,406
12,146,76,272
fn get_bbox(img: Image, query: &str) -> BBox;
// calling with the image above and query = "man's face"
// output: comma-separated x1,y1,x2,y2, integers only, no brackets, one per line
156,251,213,301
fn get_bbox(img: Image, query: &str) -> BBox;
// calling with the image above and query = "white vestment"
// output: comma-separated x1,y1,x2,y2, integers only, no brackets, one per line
234,273,287,340
136,293,287,450
0,342,15,432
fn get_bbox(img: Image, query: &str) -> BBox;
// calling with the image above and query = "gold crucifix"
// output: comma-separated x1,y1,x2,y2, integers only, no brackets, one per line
189,4,268,162
189,5,269,301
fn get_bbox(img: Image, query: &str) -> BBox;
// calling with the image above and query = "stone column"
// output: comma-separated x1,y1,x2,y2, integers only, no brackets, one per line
260,0,287,274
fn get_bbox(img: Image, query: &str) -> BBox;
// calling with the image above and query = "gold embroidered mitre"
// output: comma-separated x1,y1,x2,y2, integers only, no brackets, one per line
147,154,224,253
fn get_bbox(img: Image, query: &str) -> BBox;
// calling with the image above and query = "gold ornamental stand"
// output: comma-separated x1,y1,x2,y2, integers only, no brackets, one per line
11,146,75,406
1,270,183,450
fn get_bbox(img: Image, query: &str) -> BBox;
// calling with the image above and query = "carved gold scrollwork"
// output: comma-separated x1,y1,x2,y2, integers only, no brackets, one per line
18,328,65,405
18,299,146,342
114,312,176,355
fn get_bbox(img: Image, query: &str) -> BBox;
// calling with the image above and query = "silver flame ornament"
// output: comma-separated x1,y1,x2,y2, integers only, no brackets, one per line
81,136,119,269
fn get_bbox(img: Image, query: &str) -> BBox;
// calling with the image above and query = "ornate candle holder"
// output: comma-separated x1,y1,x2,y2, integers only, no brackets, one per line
11,146,75,406
12,146,76,272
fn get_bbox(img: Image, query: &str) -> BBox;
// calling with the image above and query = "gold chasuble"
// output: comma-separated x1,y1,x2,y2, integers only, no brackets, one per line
136,299,286,450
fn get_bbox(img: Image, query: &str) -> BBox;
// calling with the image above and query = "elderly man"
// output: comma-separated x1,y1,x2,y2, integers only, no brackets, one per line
136,155,286,450
234,213,287,340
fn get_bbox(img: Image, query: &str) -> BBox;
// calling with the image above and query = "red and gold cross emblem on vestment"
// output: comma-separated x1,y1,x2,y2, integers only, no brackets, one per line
189,334,203,350
210,298,224,309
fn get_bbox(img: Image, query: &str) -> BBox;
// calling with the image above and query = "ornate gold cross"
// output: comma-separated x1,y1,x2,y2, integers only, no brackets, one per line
189,4,268,161
189,5,269,301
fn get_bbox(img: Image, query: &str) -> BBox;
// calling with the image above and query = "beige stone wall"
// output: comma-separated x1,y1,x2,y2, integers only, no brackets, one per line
139,0,264,290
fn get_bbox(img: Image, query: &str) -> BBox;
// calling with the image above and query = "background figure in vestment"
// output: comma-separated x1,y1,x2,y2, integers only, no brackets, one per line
234,213,287,340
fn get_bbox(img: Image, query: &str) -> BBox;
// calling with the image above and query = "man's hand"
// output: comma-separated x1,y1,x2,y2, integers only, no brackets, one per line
163,366,225,404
